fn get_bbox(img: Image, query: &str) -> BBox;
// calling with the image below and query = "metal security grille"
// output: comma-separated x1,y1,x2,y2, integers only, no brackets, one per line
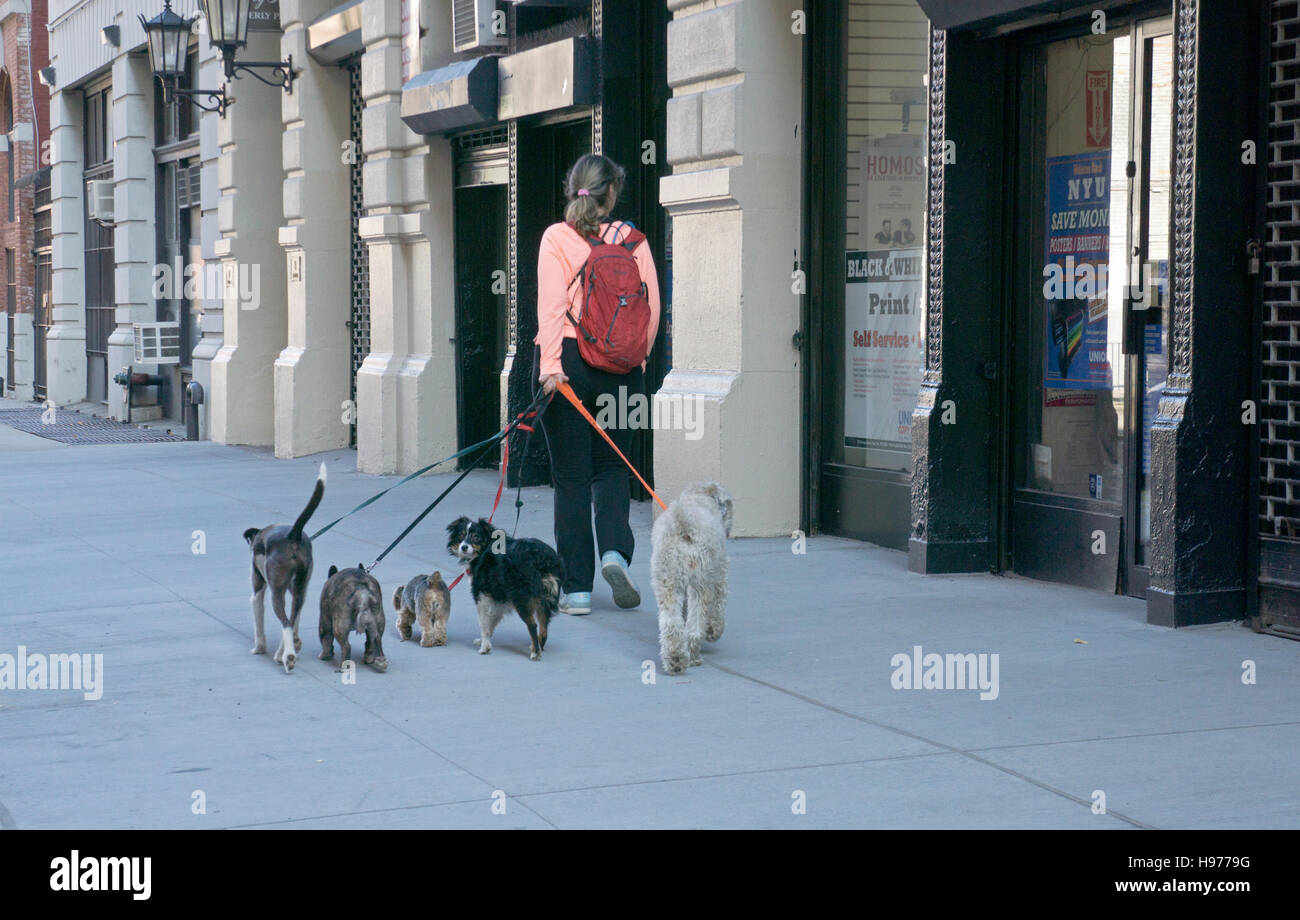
1263,0,1300,539
347,59,370,447
34,169,51,401
0,408,184,444
452,125,509,153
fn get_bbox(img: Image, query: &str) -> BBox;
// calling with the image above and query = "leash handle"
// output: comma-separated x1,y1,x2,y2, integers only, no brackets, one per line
556,381,667,510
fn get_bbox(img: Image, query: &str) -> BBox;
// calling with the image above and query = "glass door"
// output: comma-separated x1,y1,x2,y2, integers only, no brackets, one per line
1010,12,1172,595
1127,18,1174,592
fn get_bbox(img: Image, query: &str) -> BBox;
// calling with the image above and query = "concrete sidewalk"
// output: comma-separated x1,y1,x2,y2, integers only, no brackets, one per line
0,435,1296,829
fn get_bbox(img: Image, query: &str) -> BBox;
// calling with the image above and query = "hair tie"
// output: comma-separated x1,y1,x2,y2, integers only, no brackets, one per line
577,188,590,197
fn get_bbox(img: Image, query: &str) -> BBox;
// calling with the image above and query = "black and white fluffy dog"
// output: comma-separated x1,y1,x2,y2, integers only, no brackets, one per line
243,463,326,673
446,516,563,661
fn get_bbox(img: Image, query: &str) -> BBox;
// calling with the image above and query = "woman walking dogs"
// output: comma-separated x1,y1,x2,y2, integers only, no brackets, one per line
534,154,662,616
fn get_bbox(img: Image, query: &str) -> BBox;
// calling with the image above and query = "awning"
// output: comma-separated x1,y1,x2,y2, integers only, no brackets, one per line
307,0,364,64
915,0,1104,32
400,57,499,135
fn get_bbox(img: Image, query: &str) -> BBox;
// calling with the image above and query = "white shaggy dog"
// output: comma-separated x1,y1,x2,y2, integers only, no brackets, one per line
649,481,733,674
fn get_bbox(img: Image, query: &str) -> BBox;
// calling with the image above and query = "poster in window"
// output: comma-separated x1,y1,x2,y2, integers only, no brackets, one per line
1044,151,1112,391
845,133,926,452
844,249,925,450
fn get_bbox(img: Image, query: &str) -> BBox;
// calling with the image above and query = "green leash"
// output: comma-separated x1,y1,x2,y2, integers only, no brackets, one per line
308,429,506,541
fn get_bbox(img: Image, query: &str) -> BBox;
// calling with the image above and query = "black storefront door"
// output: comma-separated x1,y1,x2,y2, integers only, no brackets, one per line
1006,12,1173,595
453,182,508,461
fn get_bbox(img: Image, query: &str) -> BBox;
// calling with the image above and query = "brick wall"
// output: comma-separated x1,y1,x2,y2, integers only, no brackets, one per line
0,0,50,317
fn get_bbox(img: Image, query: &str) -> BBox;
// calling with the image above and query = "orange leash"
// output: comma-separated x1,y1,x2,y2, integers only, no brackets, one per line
557,381,667,510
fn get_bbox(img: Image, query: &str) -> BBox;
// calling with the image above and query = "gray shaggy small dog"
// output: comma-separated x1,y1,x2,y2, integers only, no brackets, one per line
649,481,733,675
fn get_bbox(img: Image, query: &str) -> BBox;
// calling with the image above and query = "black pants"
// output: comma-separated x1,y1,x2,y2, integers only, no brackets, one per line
534,339,643,594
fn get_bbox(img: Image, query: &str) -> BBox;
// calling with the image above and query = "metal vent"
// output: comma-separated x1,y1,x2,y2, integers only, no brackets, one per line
453,125,509,188
452,125,509,151
1262,0,1300,539
452,0,505,53
133,322,182,365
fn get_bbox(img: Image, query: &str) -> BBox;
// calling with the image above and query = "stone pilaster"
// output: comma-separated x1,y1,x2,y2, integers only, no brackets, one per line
354,0,457,474
106,52,157,421
45,87,86,407
655,0,803,536
191,46,226,442
275,0,352,458
208,30,289,447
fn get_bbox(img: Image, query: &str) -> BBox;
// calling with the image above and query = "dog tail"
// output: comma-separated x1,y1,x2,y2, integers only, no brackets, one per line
540,573,561,620
290,463,327,540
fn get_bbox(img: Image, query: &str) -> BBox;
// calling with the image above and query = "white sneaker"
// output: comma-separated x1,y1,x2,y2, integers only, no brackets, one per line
601,551,641,609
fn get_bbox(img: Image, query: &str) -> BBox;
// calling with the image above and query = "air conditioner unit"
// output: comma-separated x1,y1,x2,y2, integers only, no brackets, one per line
452,0,506,53
133,322,182,365
86,179,115,224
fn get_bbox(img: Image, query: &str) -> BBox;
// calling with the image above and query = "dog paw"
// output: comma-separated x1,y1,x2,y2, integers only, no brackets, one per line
529,650,541,661
662,653,688,675
704,626,724,642
318,649,334,661
368,657,389,673
478,642,492,655
283,653,297,674
294,636,303,652
251,643,266,655
419,637,435,648
397,629,411,641
690,653,703,667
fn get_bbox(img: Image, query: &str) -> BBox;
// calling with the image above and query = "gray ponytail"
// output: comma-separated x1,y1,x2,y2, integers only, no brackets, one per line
563,153,626,239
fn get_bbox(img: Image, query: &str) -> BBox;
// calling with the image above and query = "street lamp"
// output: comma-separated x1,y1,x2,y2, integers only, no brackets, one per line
198,0,296,93
139,1,229,115
141,0,296,119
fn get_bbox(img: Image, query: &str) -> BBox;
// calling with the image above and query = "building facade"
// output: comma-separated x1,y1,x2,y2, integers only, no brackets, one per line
0,0,49,402
791,0,1278,629
32,0,1300,632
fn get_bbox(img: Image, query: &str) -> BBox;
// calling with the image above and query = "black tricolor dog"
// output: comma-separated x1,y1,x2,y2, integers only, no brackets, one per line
319,564,388,672
446,516,564,661
243,463,326,673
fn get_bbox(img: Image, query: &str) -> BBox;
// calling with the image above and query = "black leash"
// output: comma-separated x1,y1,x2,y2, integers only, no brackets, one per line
362,387,550,573
510,391,551,538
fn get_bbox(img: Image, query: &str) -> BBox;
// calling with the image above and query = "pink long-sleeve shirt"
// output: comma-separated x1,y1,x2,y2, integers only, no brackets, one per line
534,220,662,378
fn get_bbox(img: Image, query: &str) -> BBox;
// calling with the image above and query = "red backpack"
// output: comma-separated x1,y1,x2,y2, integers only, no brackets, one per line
565,221,651,374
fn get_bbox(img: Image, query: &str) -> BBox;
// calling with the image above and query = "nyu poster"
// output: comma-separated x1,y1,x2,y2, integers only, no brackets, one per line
1043,151,1112,391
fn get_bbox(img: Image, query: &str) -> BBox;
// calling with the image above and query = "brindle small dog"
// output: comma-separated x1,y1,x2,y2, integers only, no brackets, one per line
319,564,388,673
393,571,452,647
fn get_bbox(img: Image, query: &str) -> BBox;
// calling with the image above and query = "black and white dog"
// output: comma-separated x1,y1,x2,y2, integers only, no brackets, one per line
446,516,563,661
243,463,326,673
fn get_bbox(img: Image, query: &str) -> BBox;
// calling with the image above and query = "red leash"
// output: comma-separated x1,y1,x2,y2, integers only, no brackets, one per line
449,406,539,592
